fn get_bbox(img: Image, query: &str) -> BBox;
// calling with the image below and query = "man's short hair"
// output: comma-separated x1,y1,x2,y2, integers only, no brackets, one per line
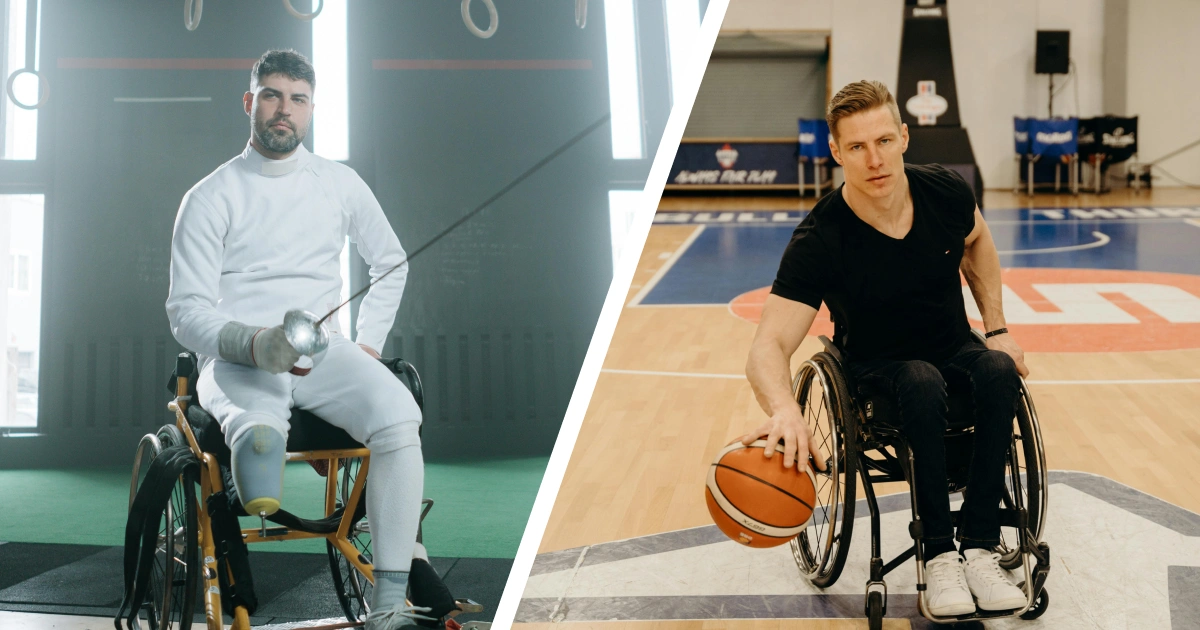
250,49,316,91
826,80,902,142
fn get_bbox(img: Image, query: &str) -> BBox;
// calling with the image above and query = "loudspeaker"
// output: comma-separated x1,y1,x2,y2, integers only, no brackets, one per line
1035,30,1070,74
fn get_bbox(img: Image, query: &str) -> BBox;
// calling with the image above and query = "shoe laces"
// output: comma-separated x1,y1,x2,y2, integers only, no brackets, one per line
926,555,968,593
365,604,436,630
967,551,1013,586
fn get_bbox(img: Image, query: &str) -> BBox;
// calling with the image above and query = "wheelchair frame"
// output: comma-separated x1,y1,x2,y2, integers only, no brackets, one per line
789,333,1051,629
128,352,438,630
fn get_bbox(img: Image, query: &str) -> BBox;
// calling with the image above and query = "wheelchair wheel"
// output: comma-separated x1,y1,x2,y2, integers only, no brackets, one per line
328,457,373,620
1018,583,1049,620
129,433,163,510
998,381,1047,570
867,591,883,630
789,353,857,588
144,463,199,630
129,425,187,510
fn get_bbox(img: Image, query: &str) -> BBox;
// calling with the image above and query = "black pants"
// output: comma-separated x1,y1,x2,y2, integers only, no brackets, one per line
847,339,1021,553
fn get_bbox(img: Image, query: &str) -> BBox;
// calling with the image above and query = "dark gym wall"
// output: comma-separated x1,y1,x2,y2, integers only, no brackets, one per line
0,0,702,467
685,31,828,138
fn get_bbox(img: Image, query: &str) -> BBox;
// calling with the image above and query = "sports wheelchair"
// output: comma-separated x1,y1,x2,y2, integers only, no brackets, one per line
119,352,482,630
788,331,1050,629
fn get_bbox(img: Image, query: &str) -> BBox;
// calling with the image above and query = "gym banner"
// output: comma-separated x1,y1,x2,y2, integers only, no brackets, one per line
668,140,799,189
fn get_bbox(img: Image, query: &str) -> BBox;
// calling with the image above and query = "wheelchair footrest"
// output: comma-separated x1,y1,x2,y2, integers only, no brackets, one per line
250,618,366,630
454,598,485,614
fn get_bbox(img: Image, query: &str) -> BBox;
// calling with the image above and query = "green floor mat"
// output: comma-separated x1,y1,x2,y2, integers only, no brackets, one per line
0,457,547,558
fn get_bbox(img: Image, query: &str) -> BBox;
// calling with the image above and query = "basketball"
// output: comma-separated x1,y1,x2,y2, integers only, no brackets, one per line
705,439,817,548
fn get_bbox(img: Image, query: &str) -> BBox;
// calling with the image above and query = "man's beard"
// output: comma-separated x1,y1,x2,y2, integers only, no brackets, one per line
252,112,306,154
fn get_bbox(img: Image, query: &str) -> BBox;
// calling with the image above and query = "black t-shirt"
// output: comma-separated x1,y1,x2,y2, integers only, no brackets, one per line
771,164,977,364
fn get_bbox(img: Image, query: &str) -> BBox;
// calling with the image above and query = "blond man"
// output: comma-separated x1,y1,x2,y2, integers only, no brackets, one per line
743,80,1029,616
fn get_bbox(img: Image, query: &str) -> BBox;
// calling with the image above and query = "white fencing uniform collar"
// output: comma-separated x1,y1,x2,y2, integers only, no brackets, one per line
242,141,310,177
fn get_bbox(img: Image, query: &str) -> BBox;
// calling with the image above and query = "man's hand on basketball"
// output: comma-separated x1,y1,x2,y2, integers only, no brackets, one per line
985,333,1029,377
740,407,827,473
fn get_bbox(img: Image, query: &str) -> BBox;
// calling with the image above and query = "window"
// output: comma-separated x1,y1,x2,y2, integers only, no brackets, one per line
312,0,349,161
9,252,29,291
664,0,701,107
605,0,644,160
2,0,41,160
0,194,43,428
608,190,643,271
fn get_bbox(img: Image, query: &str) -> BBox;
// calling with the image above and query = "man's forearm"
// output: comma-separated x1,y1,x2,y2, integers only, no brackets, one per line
746,341,800,418
962,236,1006,332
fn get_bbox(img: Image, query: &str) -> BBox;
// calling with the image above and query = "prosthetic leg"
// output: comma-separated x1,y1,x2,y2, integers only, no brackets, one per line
230,423,287,523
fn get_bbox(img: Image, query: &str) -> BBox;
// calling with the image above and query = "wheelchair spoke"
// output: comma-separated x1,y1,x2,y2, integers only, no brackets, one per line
789,360,855,587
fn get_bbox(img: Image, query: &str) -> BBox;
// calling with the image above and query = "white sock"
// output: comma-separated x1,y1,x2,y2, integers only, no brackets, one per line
372,569,410,611
367,442,424,573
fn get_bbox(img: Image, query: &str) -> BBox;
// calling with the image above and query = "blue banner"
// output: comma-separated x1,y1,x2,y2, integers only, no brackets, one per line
1029,117,1078,157
670,142,800,187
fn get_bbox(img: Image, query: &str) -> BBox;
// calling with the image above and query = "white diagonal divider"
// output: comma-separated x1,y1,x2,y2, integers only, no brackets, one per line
490,1,733,627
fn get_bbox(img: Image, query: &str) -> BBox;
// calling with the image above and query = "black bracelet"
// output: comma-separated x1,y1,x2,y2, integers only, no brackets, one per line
984,327,1009,339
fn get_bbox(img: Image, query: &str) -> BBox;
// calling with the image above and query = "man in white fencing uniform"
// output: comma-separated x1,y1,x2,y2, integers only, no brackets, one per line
166,49,426,628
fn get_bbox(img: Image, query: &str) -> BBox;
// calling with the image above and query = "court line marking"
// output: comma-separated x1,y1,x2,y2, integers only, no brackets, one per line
1185,218,1200,229
626,225,707,307
600,368,1200,385
997,230,1109,255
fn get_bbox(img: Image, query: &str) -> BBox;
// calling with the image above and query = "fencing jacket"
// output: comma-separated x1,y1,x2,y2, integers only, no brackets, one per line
166,142,407,358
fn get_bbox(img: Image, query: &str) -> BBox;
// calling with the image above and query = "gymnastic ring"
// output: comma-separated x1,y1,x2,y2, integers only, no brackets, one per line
461,0,498,39
184,0,202,31
5,69,48,110
576,0,587,28
283,0,324,21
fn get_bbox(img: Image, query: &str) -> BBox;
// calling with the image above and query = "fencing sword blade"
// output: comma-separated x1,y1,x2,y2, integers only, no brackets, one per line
312,113,612,328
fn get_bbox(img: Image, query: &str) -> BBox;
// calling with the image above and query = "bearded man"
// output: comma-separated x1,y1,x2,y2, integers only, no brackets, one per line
166,49,428,628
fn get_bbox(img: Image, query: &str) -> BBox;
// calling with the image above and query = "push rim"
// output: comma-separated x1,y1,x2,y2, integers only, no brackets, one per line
790,357,855,586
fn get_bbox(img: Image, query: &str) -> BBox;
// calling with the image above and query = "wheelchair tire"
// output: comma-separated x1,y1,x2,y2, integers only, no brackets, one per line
1019,586,1049,620
144,464,200,630
789,353,858,588
129,432,163,510
999,382,1047,571
867,591,883,630
157,423,185,453
328,457,373,621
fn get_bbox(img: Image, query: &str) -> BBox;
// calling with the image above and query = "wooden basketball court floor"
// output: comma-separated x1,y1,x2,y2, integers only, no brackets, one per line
516,189,1200,629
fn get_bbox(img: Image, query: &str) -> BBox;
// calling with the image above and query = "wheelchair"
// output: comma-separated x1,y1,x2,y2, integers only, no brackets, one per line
123,351,483,630
787,331,1050,629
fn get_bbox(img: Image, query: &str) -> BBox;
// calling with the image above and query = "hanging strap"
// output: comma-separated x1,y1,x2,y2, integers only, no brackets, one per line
207,491,259,614
114,445,199,630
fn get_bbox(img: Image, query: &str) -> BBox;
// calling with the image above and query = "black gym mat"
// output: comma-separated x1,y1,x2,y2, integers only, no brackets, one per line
0,541,511,625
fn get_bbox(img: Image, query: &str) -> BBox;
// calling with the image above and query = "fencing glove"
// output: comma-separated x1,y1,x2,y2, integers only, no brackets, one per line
218,321,302,374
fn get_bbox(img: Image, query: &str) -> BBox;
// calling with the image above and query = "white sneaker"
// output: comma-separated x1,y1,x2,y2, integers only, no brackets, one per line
924,551,976,616
364,604,435,630
963,548,1027,610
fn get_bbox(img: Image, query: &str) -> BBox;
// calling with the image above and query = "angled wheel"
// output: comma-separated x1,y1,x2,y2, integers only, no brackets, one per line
789,353,857,588
141,442,199,630
130,433,163,510
328,457,373,620
998,380,1046,570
